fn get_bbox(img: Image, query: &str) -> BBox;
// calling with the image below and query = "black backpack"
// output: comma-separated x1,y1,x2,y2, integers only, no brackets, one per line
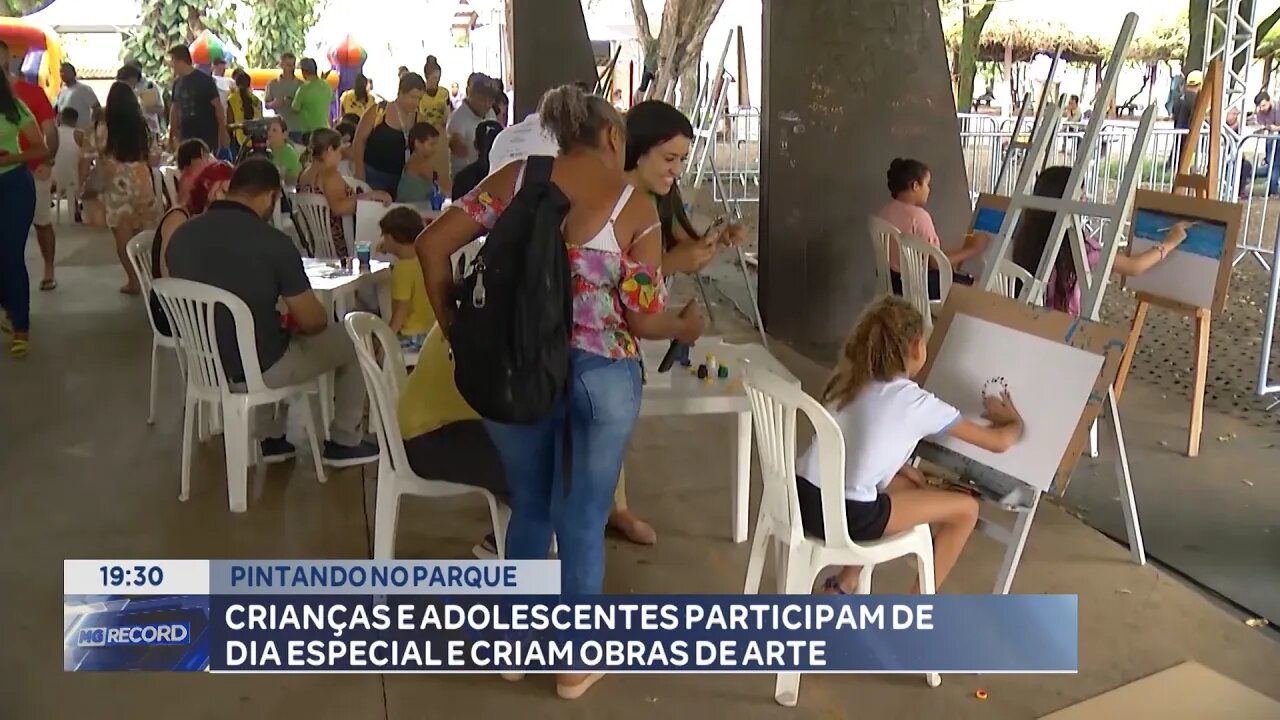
451,155,572,425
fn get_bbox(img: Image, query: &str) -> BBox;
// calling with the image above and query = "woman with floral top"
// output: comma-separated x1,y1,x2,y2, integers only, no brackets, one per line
418,84,702,700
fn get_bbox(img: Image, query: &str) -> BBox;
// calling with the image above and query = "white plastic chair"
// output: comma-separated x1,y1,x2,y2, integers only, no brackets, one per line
159,166,180,210
741,366,940,706
343,176,373,194
867,216,900,296
342,313,508,559
293,193,343,258
894,233,952,336
124,231,182,425
151,278,328,512
991,259,1037,302
53,173,79,224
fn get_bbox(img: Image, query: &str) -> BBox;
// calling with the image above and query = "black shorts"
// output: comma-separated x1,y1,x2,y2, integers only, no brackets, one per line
796,476,891,542
890,268,974,301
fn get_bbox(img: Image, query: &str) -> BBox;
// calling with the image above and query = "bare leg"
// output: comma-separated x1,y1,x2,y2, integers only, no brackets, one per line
607,468,657,545
824,481,978,594
112,224,140,294
35,224,56,287
882,486,979,591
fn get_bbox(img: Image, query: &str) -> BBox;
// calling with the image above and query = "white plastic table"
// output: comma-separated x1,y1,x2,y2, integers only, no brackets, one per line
303,258,391,318
638,337,799,543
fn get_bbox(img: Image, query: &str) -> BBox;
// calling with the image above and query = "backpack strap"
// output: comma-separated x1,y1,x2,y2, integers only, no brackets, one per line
523,155,555,189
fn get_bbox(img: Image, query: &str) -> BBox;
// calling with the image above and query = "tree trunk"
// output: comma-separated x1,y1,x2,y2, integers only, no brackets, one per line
955,2,996,112
1188,0,1210,70
643,0,726,102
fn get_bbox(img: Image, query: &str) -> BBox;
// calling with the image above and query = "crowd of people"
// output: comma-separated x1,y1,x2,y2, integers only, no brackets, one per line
3,41,1090,702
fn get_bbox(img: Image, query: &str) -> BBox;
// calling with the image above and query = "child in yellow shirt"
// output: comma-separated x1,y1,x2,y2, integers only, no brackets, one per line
377,207,435,352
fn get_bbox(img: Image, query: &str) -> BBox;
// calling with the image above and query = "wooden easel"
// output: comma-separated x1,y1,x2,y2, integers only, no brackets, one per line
1112,59,1224,458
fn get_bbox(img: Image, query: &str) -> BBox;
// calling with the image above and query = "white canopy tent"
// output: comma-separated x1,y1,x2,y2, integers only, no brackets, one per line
23,0,140,33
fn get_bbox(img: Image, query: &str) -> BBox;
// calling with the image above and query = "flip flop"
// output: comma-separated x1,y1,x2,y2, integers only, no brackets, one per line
9,338,29,358
39,278,57,291
556,673,604,700
821,576,849,595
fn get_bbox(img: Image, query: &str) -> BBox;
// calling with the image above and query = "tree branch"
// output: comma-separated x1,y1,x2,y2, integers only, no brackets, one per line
631,0,654,43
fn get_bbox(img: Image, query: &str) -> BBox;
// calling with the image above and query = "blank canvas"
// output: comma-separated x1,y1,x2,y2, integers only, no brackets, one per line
921,315,1105,493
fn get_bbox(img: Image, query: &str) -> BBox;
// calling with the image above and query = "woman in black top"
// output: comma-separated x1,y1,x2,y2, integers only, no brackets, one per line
352,72,426,197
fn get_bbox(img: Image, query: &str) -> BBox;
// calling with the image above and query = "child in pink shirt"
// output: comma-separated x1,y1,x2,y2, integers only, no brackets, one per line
876,158,987,298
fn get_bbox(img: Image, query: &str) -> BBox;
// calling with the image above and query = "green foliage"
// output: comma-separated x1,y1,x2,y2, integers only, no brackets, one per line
247,0,319,68
122,0,243,84
1,0,44,18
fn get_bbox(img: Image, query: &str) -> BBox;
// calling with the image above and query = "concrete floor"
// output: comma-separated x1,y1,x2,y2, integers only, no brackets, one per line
4,224,1280,719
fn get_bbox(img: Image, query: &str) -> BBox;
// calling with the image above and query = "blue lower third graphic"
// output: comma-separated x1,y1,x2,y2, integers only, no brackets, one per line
64,595,211,671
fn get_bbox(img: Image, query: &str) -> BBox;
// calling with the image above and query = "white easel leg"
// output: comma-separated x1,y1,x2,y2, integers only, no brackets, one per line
1088,419,1099,458
993,495,1040,595
733,411,752,543
1104,386,1146,566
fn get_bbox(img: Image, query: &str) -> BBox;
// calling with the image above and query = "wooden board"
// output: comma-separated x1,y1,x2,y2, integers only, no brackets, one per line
1122,189,1244,314
918,285,1128,495
1040,662,1280,719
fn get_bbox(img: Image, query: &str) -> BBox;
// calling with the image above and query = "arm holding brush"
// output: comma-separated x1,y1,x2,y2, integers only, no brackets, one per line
1112,221,1192,277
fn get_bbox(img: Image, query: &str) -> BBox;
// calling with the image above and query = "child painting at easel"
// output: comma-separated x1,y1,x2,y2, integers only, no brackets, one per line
798,297,1025,594
1011,166,1193,314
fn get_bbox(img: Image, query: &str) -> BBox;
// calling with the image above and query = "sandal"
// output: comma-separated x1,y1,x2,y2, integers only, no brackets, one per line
9,338,29,358
39,278,57,291
556,673,604,700
821,576,849,595
608,511,657,546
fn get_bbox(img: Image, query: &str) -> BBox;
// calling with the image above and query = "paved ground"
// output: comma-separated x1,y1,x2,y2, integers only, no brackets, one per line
3,223,1280,718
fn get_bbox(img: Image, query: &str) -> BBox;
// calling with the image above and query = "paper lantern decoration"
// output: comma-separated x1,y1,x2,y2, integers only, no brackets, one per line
189,30,234,72
327,34,368,110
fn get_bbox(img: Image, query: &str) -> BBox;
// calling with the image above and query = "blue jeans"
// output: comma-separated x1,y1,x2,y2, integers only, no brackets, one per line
1267,139,1280,195
483,349,643,595
363,166,401,198
0,167,35,332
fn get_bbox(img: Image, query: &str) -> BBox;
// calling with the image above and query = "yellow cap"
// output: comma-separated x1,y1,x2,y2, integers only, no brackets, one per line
1186,70,1204,87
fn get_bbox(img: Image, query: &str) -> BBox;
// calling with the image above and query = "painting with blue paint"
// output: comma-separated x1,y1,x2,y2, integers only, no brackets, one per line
974,207,1006,234
1132,209,1227,260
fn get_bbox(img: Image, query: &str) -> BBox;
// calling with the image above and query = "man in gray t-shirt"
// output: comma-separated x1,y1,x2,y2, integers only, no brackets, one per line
164,159,378,467
265,53,303,142
55,63,100,131
446,73,497,178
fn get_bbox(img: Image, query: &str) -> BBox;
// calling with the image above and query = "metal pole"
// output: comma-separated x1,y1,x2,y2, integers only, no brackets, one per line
706,148,767,348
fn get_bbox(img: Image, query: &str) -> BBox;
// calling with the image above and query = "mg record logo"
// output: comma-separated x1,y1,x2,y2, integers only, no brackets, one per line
77,623,192,648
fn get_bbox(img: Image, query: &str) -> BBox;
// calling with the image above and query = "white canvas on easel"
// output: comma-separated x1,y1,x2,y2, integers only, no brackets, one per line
960,11,1151,593
922,315,1105,493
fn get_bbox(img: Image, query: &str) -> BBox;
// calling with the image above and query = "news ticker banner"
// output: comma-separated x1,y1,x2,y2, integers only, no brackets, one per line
65,560,1078,674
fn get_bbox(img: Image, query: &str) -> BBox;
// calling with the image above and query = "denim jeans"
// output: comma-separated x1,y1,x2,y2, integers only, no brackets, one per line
0,167,36,332
363,166,401,199
1267,139,1280,195
483,349,643,595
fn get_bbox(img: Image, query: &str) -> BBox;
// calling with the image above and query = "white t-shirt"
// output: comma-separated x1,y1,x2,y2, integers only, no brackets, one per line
797,378,960,503
213,75,236,108
488,112,560,172
446,99,497,177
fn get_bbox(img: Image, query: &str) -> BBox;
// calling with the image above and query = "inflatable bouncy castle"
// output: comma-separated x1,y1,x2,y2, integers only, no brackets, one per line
0,18,64,100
